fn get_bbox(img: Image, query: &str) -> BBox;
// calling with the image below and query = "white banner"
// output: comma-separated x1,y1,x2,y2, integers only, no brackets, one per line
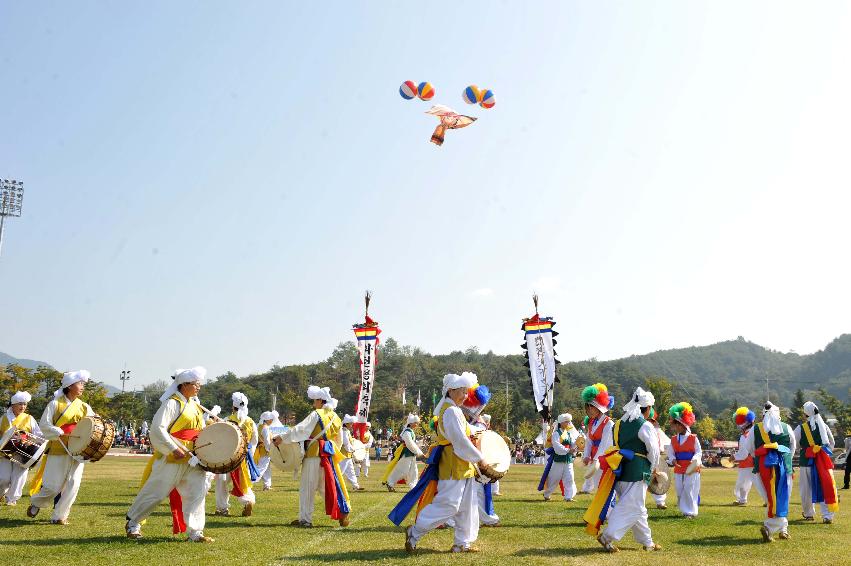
523,317,557,418
355,335,378,423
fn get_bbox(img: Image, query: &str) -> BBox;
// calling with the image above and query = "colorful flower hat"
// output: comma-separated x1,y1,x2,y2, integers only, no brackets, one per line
581,383,614,413
734,406,755,428
668,402,696,428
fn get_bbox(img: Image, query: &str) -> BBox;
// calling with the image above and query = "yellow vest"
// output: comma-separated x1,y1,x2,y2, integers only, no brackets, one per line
436,403,476,480
160,394,204,463
0,412,35,459
228,414,256,443
305,407,341,458
255,423,269,458
340,428,353,458
47,397,89,456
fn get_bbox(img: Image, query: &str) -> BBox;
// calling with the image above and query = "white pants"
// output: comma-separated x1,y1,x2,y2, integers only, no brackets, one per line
0,459,28,503
298,457,325,523
735,467,756,503
29,455,84,521
339,458,360,489
799,466,835,520
387,456,419,488
764,473,792,535
493,480,500,495
751,471,767,502
674,472,700,516
215,471,255,509
600,480,654,547
582,466,602,493
255,455,272,488
126,458,207,539
356,456,370,477
543,461,576,500
477,482,499,525
411,478,479,548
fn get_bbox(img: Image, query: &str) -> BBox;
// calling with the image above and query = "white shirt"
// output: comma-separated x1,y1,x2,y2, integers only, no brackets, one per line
439,403,483,464
341,427,353,453
401,427,424,457
734,429,752,462
284,410,325,451
149,392,203,455
637,421,661,469
39,396,94,441
260,423,273,451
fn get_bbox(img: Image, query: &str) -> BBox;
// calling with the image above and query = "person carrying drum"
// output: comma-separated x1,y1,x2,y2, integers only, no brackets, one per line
579,383,614,494
667,402,701,519
277,385,350,528
338,415,364,491
125,367,213,542
27,370,95,525
402,372,503,554
254,410,280,491
540,413,579,503
356,421,374,478
471,412,501,527
1,391,42,506
732,407,766,507
585,387,662,553
383,414,424,492
215,392,259,517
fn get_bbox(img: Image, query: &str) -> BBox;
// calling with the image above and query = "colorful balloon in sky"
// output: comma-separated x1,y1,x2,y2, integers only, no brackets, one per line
417,81,435,101
399,80,418,100
462,85,482,105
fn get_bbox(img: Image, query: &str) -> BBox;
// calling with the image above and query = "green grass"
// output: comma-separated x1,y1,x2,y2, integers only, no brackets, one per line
0,457,846,565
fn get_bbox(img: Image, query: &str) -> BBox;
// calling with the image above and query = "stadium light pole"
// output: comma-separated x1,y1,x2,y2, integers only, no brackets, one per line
120,369,132,393
0,179,24,257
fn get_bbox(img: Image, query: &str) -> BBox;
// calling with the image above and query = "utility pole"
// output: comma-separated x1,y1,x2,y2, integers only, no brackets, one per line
120,369,132,392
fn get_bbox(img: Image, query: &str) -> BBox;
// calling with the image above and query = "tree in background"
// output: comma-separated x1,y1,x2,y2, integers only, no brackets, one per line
692,415,717,441
644,376,674,429
819,388,851,436
108,393,147,426
789,389,807,426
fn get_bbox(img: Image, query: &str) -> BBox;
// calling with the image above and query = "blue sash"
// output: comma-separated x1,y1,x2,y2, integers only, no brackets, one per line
537,447,556,491
388,445,444,526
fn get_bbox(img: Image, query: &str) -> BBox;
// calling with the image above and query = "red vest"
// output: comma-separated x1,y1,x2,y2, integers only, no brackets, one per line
588,416,610,458
671,433,698,474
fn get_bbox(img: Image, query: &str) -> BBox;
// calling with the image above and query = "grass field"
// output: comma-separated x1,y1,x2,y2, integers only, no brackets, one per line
0,457,846,566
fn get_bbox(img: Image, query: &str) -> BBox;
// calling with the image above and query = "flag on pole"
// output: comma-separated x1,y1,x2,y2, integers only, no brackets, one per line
416,389,421,408
521,295,560,421
353,292,381,440
402,387,406,406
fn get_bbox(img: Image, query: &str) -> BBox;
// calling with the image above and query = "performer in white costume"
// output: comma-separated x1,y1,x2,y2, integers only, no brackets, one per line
215,392,258,517
27,370,95,525
667,402,701,518
732,406,766,506
794,401,837,523
471,413,500,526
254,411,280,491
403,373,503,553
125,367,214,542
356,421,374,478
579,383,614,494
542,413,579,502
0,391,42,505
338,415,364,491
384,414,424,490
590,387,661,553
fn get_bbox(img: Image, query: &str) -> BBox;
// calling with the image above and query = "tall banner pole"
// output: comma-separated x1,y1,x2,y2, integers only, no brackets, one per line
353,291,381,441
520,294,560,443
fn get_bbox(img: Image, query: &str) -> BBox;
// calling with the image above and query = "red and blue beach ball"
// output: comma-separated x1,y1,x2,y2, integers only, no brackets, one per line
479,89,495,109
399,80,418,100
462,85,481,105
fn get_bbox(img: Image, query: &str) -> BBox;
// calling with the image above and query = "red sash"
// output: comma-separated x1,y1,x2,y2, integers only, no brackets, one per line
168,429,200,534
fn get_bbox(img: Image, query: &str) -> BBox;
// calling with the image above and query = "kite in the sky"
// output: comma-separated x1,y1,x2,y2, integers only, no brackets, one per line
425,105,477,146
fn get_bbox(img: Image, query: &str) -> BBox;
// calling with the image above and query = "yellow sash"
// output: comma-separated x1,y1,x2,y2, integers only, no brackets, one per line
254,423,269,460
802,422,820,453
381,443,407,483
305,407,341,458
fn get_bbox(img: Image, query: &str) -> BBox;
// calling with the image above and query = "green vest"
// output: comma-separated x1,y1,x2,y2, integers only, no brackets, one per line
553,428,575,463
752,422,792,474
400,428,417,457
798,422,823,466
615,417,650,483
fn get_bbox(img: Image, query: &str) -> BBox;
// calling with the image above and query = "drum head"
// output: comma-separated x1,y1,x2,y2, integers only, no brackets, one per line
0,426,15,451
269,441,304,472
195,422,242,466
478,430,511,473
649,460,672,495
68,417,94,455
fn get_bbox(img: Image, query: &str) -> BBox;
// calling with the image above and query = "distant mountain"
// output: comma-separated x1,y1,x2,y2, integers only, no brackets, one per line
0,351,52,370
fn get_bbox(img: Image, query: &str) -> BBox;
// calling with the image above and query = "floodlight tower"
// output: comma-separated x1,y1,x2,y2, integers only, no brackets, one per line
0,179,24,257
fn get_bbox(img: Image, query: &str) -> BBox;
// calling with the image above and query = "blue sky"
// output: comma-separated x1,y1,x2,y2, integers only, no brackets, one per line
2,2,850,388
